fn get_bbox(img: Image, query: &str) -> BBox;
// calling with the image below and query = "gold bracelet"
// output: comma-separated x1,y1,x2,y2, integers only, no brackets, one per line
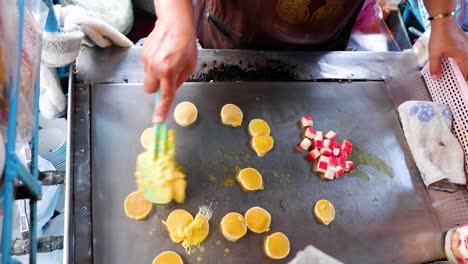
428,11,455,21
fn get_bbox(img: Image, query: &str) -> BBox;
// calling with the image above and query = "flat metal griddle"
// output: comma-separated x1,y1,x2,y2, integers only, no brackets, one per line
93,81,443,264
66,48,446,264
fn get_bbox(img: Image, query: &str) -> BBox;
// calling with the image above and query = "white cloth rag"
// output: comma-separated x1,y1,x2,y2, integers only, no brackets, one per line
288,245,343,264
412,27,431,67
398,101,466,187
64,0,134,35
40,5,133,119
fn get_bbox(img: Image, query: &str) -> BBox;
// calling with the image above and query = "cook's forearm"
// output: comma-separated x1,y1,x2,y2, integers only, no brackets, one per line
153,0,195,32
423,0,458,31
422,0,457,17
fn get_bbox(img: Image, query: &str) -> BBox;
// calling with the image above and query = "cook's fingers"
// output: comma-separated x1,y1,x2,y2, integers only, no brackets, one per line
176,63,195,88
143,74,160,93
455,55,467,80
429,52,442,80
153,77,176,124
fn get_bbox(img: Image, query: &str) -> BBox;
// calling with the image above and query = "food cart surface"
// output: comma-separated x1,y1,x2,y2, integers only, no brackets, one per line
66,47,445,264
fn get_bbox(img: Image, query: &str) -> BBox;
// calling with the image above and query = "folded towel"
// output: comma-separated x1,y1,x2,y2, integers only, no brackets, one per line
64,0,134,35
40,4,133,118
398,101,466,188
288,245,343,264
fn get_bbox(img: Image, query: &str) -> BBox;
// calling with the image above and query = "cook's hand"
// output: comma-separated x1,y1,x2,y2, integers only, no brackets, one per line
429,18,468,79
141,0,197,124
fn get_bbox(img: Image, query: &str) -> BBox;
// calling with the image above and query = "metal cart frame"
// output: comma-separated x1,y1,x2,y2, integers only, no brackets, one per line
64,46,468,264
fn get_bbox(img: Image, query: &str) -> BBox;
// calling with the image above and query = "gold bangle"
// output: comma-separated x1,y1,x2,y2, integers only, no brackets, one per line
428,11,455,21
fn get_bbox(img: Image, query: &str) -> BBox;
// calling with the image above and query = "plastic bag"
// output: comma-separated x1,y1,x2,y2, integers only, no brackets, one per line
16,0,46,144
0,0,48,144
0,0,20,135
348,0,399,51
63,0,134,34
16,0,48,145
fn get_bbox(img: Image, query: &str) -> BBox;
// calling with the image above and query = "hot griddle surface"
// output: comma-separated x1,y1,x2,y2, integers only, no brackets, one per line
90,82,442,264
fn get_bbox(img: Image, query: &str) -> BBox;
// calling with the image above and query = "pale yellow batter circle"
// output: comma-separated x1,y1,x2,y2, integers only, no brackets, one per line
251,135,274,157
236,168,264,191
123,190,152,220
220,104,243,127
162,209,194,243
152,251,184,264
220,212,248,242
313,199,335,225
182,213,210,247
244,206,271,234
264,232,290,260
140,127,154,151
174,101,198,127
248,119,271,137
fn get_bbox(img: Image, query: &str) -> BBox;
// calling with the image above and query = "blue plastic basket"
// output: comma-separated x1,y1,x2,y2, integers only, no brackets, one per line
406,0,468,32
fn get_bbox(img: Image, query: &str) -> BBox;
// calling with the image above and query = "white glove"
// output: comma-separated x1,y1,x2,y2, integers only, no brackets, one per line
40,5,133,118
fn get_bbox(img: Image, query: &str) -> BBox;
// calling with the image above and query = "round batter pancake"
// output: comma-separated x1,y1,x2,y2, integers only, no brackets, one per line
174,101,198,127
248,119,271,137
163,209,194,243
264,232,290,260
236,168,264,191
124,191,152,220
140,128,154,151
251,135,274,157
220,212,247,242
245,206,271,234
313,199,335,225
152,251,183,264
220,104,243,127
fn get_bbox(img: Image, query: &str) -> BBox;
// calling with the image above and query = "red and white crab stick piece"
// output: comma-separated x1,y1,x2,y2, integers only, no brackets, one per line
325,130,337,141
307,148,321,160
332,142,341,156
345,161,355,172
318,155,330,164
338,157,346,167
314,131,324,149
324,168,335,180
314,155,330,173
320,148,332,157
314,139,324,149
300,116,314,128
342,140,353,155
340,150,348,161
303,127,317,140
335,165,345,178
297,138,312,152
315,131,323,141
323,139,332,149
315,160,329,173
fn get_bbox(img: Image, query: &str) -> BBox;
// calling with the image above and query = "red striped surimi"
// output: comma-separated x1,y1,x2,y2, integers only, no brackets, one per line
300,116,314,128
304,127,317,139
325,130,337,141
307,148,321,160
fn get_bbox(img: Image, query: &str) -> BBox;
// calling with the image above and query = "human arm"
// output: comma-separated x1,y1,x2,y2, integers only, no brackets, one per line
423,0,468,79
141,0,198,123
